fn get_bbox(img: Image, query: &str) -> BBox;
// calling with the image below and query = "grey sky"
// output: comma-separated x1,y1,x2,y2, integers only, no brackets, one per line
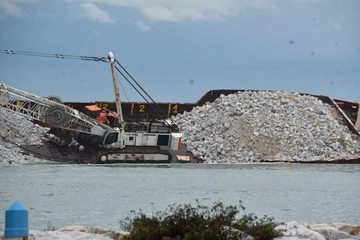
0,0,359,103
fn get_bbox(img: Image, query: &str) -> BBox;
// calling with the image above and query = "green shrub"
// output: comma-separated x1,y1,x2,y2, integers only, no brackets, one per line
120,200,282,240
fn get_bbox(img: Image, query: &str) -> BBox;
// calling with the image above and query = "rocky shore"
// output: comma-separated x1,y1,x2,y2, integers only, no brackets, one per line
1,221,360,240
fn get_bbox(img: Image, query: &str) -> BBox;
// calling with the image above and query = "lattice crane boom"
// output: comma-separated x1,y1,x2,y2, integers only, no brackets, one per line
0,81,112,136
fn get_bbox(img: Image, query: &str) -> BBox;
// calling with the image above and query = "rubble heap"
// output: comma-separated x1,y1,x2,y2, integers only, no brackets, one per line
175,90,360,163
0,108,46,165
1,90,360,165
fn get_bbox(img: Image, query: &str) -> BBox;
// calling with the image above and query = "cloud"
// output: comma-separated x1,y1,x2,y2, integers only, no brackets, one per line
0,0,278,23
123,0,243,22
136,21,150,31
80,2,114,23
92,30,100,35
0,0,57,19
66,0,276,23
0,0,26,17
137,2,237,22
287,0,324,2
35,10,56,18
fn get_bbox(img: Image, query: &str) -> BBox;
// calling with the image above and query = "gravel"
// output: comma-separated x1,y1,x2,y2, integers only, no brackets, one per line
174,90,360,163
0,108,48,165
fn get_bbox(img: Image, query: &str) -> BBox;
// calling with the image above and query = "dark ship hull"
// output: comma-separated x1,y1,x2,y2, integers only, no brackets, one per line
24,89,360,164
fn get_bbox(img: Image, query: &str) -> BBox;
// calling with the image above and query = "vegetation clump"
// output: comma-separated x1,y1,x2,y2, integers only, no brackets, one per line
120,200,282,240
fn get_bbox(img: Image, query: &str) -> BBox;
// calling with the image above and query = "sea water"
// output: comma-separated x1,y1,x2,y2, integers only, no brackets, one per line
0,163,359,231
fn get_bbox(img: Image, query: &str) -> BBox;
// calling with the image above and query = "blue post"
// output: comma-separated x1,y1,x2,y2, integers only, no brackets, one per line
4,201,29,239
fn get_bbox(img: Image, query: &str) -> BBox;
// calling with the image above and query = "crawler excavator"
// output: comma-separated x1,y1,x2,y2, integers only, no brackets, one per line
0,52,185,163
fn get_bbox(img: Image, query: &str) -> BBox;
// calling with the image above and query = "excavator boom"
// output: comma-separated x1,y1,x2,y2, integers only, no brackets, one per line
108,52,124,128
0,82,112,136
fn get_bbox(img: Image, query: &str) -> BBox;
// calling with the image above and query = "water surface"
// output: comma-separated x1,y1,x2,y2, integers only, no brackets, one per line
1,163,359,231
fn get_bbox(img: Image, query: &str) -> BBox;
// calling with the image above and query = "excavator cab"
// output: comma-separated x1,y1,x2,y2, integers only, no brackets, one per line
83,105,119,126
102,128,125,149
83,105,101,119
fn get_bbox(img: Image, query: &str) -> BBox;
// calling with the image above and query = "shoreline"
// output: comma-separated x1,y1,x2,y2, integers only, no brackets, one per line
1,221,360,240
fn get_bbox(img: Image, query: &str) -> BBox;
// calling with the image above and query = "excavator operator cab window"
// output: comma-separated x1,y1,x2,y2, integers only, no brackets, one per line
105,132,118,145
83,105,101,119
83,108,100,119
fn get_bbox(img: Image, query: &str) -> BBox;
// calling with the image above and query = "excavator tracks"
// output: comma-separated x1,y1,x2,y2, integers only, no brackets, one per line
21,141,177,164
97,146,172,164
21,140,100,164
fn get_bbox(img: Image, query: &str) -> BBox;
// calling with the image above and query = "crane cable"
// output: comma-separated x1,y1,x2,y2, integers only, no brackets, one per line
1,49,177,125
0,49,108,62
114,63,174,123
114,59,176,125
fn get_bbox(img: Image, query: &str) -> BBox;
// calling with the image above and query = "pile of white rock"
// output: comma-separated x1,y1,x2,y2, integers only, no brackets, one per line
1,90,360,165
1,221,360,240
175,90,360,163
0,107,47,165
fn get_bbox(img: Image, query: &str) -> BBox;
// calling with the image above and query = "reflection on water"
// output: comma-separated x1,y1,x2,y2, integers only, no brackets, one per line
1,163,359,231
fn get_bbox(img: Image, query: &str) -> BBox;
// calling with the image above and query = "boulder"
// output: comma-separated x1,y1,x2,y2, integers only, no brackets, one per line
87,227,130,240
55,226,129,240
350,226,360,236
316,228,360,240
274,221,326,240
56,226,87,232
329,223,355,234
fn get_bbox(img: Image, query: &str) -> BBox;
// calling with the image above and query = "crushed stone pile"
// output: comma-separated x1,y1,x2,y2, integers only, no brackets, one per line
174,90,360,163
1,90,359,165
0,108,47,165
